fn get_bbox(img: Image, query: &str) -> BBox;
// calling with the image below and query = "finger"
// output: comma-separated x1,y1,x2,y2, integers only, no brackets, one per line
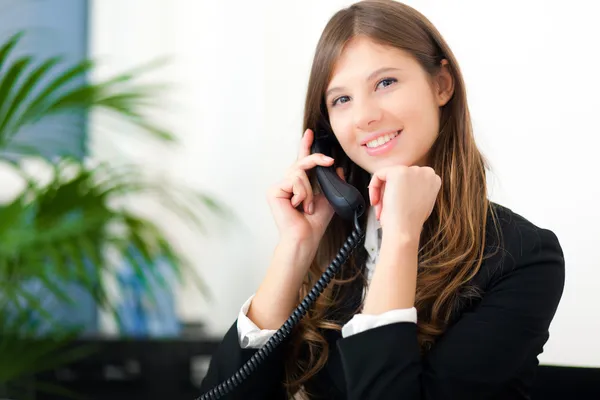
369,181,385,220
369,167,398,205
368,174,384,207
369,169,394,220
270,178,293,200
298,129,314,160
294,170,313,213
294,153,334,170
290,175,308,207
271,172,304,199
375,184,384,221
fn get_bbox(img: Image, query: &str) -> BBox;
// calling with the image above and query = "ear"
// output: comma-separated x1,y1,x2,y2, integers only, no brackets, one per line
435,59,454,107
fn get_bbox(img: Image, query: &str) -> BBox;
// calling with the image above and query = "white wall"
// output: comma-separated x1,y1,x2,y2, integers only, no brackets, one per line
89,0,600,368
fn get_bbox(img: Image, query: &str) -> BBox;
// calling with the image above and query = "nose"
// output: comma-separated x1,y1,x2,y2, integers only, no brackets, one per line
353,97,382,131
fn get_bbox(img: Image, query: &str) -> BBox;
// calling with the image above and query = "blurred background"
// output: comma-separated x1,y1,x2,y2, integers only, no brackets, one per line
0,0,598,399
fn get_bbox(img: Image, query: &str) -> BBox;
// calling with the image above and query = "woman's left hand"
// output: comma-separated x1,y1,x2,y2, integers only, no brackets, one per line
368,165,442,242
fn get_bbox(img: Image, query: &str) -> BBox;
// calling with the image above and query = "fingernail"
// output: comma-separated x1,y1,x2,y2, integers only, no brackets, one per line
308,202,314,214
322,155,333,162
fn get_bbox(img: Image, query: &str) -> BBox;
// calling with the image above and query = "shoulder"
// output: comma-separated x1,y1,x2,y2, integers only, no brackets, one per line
486,201,564,263
479,201,565,295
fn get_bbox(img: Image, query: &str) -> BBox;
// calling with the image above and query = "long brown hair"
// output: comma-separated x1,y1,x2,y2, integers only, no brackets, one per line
284,0,501,397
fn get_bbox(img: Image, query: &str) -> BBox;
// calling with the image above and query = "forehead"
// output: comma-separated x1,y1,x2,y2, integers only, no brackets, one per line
328,36,415,85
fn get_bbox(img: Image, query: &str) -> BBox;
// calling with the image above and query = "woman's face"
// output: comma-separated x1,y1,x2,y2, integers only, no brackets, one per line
324,36,453,173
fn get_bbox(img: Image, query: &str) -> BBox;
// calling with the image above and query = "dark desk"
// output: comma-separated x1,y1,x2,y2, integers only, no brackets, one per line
30,337,600,400
33,337,219,400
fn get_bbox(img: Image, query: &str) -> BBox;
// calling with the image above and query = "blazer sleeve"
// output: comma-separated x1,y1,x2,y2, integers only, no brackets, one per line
197,320,288,400
335,227,566,400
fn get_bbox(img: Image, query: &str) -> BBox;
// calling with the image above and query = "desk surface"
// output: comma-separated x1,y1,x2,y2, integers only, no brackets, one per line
21,337,600,400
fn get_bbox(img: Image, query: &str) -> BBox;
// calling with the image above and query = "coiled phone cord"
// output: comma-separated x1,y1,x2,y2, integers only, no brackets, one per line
196,211,365,400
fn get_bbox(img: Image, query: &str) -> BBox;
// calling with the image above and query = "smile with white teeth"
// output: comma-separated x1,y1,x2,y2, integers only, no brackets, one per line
365,131,399,148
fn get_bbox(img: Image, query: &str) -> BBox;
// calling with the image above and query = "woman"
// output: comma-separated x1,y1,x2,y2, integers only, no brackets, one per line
199,1,565,399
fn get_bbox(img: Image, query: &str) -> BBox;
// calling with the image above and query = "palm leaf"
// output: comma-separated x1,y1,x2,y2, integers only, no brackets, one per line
0,56,63,134
0,31,24,73
0,31,174,158
0,54,34,140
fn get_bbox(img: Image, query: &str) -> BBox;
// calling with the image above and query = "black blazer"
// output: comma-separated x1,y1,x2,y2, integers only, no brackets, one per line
198,203,565,400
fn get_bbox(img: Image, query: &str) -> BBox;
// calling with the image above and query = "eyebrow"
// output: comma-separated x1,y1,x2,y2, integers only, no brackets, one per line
325,67,402,99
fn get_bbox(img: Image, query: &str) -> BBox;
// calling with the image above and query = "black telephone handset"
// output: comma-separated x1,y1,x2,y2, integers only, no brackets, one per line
196,131,366,400
310,133,366,221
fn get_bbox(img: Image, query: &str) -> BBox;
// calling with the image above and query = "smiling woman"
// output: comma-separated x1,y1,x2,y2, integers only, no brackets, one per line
198,1,565,399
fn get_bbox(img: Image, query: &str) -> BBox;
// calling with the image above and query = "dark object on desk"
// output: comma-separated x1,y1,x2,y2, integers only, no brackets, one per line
33,338,600,400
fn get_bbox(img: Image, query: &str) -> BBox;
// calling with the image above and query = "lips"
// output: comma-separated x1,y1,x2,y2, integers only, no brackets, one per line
362,130,402,156
364,131,400,148
359,129,402,146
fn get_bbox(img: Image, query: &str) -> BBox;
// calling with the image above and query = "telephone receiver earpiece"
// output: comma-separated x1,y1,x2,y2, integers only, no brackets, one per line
310,133,366,221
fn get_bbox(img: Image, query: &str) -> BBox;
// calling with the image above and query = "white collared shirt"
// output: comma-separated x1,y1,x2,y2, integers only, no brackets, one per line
237,206,417,348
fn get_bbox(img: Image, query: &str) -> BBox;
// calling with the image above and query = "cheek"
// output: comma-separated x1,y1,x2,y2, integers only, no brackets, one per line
388,88,439,136
329,117,357,153
386,85,429,119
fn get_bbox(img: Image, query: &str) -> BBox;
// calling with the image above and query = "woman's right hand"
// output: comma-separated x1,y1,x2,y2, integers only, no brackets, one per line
267,128,343,250
248,129,342,330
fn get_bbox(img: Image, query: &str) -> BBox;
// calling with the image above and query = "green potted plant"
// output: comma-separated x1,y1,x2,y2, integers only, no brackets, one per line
0,31,230,399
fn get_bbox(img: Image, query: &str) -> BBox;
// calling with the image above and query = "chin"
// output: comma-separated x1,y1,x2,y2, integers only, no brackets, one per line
370,156,415,171
353,150,420,173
